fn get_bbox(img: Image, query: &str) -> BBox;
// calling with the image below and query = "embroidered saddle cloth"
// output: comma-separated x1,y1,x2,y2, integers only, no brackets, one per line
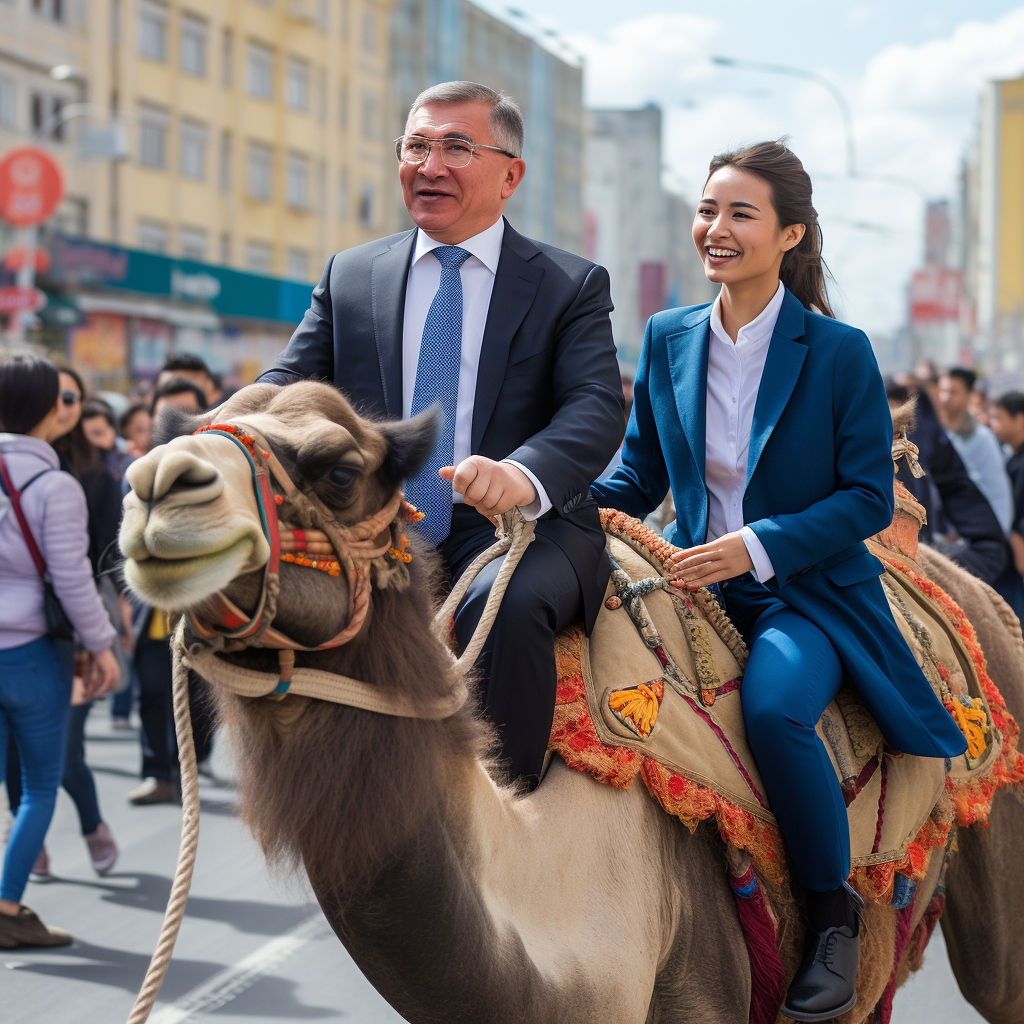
549,504,1023,901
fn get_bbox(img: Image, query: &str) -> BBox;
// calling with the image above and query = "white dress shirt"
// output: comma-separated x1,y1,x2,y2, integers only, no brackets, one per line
705,281,785,582
402,218,549,518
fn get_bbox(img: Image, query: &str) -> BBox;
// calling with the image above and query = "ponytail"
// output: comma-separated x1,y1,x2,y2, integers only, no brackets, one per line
706,140,835,318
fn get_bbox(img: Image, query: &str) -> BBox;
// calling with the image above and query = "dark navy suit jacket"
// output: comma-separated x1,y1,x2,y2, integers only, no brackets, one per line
258,219,625,631
592,289,966,759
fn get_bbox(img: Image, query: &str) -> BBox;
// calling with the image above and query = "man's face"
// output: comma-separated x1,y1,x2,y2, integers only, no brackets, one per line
156,368,215,404
991,407,1024,447
153,392,203,418
399,101,526,244
937,376,970,424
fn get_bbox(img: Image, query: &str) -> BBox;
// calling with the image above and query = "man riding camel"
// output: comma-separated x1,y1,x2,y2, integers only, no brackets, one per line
258,80,625,790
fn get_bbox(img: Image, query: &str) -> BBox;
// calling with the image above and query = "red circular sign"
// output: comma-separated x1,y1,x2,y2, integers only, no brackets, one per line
0,147,64,226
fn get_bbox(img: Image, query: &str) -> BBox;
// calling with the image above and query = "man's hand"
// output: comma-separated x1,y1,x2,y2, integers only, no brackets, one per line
439,457,536,520
1012,531,1024,578
663,532,755,590
83,648,121,700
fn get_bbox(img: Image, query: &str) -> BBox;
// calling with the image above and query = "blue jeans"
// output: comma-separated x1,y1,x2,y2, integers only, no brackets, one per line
0,636,72,903
720,574,849,892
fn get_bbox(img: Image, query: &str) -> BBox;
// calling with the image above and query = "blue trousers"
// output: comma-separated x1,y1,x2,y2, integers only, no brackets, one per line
0,636,73,903
720,574,850,892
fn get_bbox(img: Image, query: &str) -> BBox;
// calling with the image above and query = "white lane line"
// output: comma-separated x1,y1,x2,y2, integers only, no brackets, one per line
148,913,331,1024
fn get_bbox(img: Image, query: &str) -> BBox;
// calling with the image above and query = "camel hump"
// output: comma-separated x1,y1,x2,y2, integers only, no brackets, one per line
549,509,1016,905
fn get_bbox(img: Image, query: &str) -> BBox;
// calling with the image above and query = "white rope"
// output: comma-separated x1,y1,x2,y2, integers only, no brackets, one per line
126,625,200,1023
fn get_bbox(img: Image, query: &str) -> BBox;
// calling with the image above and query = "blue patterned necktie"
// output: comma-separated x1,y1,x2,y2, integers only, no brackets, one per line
405,245,472,545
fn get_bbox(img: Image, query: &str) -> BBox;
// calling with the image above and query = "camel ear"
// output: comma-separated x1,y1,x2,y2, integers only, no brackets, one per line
378,406,441,489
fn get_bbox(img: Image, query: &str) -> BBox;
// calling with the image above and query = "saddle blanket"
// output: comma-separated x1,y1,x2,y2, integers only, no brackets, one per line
548,510,1024,903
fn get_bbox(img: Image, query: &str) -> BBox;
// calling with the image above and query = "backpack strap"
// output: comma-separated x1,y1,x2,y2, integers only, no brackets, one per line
0,451,49,578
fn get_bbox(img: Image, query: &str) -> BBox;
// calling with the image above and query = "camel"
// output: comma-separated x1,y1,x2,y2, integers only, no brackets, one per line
119,381,1023,1024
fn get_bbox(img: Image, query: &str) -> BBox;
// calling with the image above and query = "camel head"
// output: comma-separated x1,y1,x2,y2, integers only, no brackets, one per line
119,381,439,652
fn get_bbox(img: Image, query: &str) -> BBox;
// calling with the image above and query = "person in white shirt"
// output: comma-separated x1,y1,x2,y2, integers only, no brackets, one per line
593,141,967,1023
260,81,624,791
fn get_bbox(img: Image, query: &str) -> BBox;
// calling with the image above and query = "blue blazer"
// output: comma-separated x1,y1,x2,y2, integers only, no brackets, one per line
593,289,966,759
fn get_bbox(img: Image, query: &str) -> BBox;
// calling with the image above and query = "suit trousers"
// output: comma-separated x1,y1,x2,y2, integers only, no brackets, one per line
441,505,583,788
720,573,850,892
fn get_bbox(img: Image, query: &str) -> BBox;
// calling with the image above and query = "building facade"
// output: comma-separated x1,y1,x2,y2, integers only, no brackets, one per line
963,73,1024,376
0,0,396,386
584,105,713,369
390,0,584,254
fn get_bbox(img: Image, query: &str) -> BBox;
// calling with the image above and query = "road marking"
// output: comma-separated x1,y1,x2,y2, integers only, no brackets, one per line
148,913,331,1024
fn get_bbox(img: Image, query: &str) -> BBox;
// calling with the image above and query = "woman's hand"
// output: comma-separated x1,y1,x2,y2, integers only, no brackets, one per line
664,532,755,590
83,648,121,699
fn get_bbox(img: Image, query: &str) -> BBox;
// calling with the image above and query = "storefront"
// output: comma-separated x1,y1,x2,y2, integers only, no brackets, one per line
36,234,315,393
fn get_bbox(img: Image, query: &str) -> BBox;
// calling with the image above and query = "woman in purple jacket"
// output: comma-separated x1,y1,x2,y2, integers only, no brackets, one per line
0,354,120,948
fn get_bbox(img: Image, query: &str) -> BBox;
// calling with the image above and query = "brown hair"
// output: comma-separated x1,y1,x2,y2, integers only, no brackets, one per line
706,140,835,318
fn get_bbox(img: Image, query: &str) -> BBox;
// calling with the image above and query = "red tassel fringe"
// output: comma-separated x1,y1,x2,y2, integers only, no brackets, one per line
730,867,787,1024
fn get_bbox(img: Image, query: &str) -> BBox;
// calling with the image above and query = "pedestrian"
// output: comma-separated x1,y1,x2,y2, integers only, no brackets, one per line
592,141,966,1021
119,402,152,460
990,391,1024,593
154,353,222,408
0,354,120,948
81,399,136,486
937,368,1013,536
7,365,126,881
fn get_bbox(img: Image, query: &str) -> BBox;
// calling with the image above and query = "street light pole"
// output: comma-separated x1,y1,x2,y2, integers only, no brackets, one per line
711,56,857,177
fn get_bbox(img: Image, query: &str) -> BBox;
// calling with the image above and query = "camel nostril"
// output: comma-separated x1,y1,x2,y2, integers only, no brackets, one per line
148,450,223,504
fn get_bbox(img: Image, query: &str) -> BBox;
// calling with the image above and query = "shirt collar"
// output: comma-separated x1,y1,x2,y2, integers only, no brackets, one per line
412,217,505,275
710,280,786,349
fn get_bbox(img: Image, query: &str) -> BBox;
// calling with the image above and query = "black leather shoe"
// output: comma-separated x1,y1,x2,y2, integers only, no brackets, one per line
782,889,863,1023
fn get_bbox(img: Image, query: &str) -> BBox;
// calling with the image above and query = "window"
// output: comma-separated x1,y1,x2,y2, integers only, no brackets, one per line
315,68,326,122
361,6,375,52
139,104,168,169
245,241,273,273
221,28,233,87
31,94,65,140
138,220,169,252
337,169,349,220
219,131,231,192
337,81,348,129
246,41,273,100
361,91,377,139
285,57,308,111
31,0,64,21
286,152,309,208
179,226,207,260
286,248,308,281
358,181,374,229
246,141,272,200
181,14,207,77
0,78,15,127
219,232,230,264
179,119,207,179
139,0,168,62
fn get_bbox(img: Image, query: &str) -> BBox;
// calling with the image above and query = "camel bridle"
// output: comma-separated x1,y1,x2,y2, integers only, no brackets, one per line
185,422,413,691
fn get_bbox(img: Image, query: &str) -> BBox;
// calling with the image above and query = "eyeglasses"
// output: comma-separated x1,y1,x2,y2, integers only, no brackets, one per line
61,391,81,407
394,135,516,169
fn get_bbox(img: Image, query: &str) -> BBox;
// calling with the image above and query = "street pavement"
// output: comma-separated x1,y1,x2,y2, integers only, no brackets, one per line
3,700,988,1024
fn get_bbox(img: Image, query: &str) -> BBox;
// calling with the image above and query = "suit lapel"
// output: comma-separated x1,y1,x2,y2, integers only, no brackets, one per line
470,222,544,452
665,312,711,543
745,291,808,487
369,230,416,418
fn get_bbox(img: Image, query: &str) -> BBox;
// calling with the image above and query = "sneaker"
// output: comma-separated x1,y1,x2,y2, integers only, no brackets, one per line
28,845,51,883
84,822,118,875
111,717,133,730
0,906,72,948
127,777,180,806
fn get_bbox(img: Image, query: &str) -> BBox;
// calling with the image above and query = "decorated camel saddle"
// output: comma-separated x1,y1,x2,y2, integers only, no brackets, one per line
549,483,1023,905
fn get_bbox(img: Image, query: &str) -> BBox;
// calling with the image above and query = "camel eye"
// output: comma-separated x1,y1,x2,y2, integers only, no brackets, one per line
328,465,359,489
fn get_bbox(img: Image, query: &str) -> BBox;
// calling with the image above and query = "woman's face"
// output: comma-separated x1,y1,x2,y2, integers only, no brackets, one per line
692,166,805,288
53,371,83,439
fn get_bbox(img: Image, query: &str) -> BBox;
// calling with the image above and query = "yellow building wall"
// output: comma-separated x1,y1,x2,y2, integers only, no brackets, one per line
998,76,1024,316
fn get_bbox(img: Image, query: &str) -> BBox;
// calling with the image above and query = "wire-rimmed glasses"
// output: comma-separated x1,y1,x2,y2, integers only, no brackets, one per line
394,135,516,169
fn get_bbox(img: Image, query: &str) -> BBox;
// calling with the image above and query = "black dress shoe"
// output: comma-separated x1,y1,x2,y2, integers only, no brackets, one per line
782,920,861,1022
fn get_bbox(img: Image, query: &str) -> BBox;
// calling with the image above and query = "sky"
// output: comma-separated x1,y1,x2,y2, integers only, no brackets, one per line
478,1,1024,340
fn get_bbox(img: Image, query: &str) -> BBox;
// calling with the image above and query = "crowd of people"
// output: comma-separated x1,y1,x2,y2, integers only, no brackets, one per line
0,350,223,949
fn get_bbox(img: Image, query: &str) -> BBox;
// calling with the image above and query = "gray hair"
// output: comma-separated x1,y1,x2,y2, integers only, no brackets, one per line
406,81,524,159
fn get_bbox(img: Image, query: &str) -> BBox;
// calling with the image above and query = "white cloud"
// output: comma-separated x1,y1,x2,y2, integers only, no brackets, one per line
568,8,1024,339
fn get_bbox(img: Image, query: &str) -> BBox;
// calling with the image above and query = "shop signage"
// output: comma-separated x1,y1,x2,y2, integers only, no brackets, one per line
48,235,312,325
0,285,46,312
0,148,64,226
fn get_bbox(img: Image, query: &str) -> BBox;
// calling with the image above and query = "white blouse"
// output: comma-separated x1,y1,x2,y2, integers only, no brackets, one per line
704,281,785,582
